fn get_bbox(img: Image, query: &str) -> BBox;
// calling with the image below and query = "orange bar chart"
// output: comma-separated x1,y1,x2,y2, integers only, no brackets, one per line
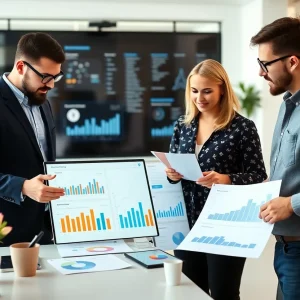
60,209,112,233
148,209,154,226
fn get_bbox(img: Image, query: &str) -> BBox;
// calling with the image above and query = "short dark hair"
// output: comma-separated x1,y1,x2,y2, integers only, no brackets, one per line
250,17,300,56
15,32,65,64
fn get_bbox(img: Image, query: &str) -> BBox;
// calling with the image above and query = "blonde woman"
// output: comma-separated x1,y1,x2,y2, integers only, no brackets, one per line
166,59,267,300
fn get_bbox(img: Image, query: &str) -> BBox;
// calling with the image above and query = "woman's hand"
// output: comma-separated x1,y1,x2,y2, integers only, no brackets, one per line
196,171,231,189
165,168,183,182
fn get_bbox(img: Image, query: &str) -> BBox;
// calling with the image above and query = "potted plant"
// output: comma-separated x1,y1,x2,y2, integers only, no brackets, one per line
236,82,261,117
0,213,12,243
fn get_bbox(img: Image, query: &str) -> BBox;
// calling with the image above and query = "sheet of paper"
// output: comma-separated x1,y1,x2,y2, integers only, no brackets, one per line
145,161,190,250
177,180,282,258
47,255,131,275
56,240,133,258
151,151,202,181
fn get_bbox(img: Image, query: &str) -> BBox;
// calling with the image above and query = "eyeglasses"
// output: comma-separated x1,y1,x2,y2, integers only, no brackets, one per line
23,61,64,84
257,55,300,73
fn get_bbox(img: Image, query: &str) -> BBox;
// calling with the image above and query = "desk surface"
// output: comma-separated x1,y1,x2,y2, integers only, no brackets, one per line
0,245,211,300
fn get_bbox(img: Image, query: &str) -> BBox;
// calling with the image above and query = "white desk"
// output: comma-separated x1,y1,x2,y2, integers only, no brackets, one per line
0,245,211,300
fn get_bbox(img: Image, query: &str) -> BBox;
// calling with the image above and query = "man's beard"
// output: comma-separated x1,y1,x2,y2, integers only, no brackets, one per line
22,77,50,106
265,67,292,96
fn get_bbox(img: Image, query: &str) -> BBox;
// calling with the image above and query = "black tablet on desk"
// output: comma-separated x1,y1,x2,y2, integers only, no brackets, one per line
0,256,41,273
124,250,179,269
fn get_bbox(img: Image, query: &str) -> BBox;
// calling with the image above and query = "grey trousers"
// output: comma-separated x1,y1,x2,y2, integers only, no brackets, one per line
277,283,283,300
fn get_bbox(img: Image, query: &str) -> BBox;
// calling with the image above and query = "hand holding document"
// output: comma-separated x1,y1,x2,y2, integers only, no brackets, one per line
151,151,203,181
177,180,282,258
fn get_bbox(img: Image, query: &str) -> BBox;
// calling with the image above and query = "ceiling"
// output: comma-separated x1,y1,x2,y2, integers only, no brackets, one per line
5,0,255,5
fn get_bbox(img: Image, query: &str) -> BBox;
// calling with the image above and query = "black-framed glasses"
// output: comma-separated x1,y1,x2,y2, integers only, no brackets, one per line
257,55,300,73
23,61,64,84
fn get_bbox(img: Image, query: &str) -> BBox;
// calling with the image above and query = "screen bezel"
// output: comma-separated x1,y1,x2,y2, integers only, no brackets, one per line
44,159,159,245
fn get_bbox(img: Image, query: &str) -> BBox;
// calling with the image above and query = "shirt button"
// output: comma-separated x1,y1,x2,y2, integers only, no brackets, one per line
281,132,283,136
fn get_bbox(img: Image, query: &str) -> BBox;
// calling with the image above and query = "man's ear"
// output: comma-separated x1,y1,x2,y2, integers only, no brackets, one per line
289,55,300,72
15,60,25,75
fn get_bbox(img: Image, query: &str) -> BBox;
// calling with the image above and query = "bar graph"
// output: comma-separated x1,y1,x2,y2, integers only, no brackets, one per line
119,202,155,229
63,179,105,196
156,201,185,219
66,113,121,137
151,125,174,137
60,209,112,233
207,194,273,222
191,236,256,249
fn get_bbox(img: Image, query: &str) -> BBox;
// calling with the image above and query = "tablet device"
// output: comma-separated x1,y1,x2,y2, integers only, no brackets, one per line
0,255,13,272
0,256,41,273
124,249,180,269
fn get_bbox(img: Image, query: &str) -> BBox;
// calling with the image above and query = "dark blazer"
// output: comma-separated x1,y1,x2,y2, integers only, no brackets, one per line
0,77,56,246
169,113,267,228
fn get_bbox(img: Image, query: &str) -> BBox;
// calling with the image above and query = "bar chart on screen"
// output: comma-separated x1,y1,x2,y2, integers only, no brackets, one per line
145,161,190,250
62,178,106,196
59,208,112,233
155,201,185,219
118,202,155,229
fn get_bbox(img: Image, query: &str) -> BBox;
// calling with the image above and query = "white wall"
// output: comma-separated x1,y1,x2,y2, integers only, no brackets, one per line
240,0,287,174
240,0,263,137
260,0,288,175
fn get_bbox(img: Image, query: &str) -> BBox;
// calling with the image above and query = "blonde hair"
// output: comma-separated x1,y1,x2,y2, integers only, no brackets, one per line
184,59,240,131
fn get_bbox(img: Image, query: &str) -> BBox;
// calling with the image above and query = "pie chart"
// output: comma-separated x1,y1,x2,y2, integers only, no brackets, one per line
149,254,169,260
86,246,114,253
172,232,185,245
61,261,96,270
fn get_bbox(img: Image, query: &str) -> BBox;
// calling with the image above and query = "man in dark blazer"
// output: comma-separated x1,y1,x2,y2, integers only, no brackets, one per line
0,32,65,246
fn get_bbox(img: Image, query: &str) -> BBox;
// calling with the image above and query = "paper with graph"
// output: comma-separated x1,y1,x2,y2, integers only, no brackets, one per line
177,180,282,258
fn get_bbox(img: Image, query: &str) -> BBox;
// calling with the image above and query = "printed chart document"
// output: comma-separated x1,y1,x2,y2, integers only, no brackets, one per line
146,161,190,250
177,181,282,258
151,151,202,181
56,240,133,257
47,255,131,275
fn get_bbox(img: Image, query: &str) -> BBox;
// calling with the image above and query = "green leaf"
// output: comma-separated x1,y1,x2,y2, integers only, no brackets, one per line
0,221,7,230
235,83,261,117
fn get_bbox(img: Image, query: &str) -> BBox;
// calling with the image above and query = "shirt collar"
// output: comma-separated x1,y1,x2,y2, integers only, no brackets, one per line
283,90,300,106
2,73,30,107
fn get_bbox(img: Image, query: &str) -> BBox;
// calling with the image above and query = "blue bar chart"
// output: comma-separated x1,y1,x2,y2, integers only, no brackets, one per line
156,201,185,219
151,125,174,137
191,236,256,249
66,114,121,137
207,194,273,222
119,202,155,229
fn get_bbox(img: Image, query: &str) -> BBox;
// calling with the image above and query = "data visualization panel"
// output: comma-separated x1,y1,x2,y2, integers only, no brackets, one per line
0,31,220,157
45,160,158,244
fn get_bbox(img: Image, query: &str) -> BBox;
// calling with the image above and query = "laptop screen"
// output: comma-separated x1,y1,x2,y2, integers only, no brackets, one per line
44,159,158,244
